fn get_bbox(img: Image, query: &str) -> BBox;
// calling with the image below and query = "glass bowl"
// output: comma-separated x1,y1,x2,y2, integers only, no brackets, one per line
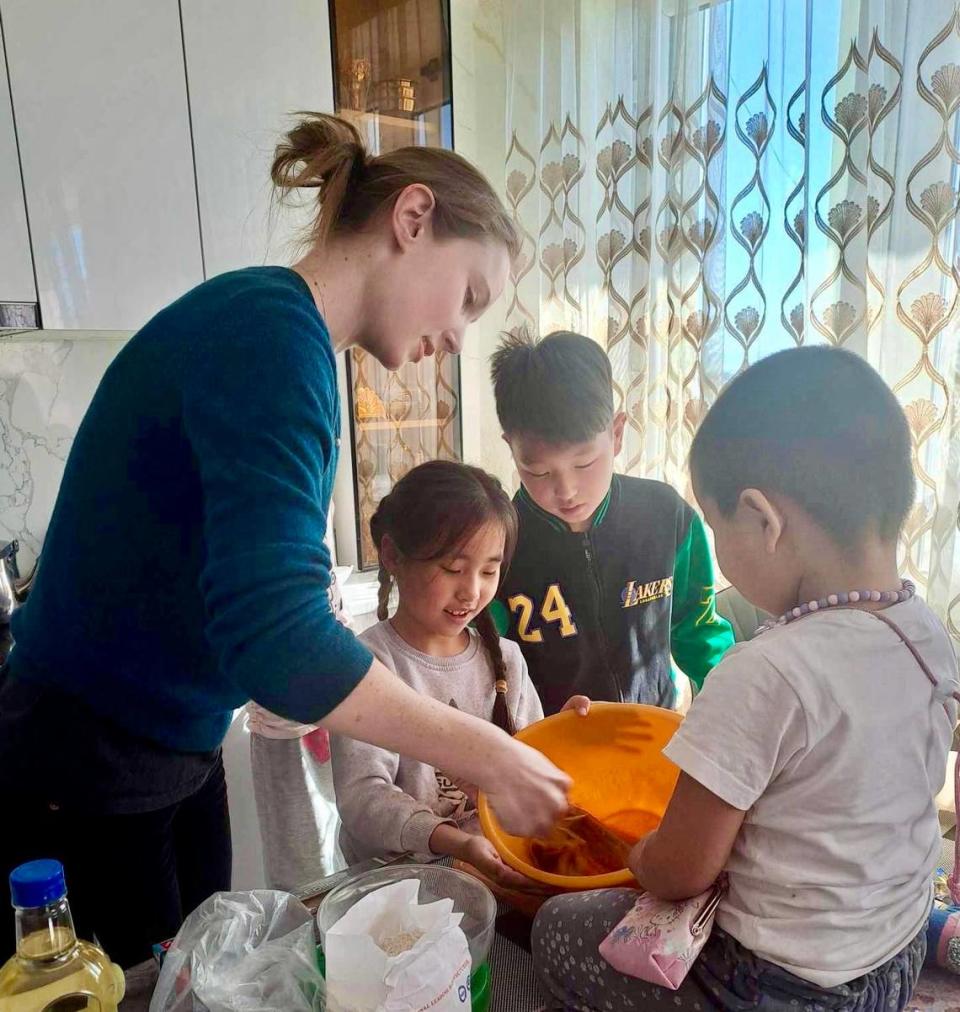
316,863,496,969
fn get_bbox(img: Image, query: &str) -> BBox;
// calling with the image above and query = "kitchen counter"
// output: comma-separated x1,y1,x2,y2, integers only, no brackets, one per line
120,889,543,1011
119,927,960,1012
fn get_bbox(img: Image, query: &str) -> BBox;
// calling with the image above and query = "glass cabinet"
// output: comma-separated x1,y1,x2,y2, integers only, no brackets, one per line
330,0,460,569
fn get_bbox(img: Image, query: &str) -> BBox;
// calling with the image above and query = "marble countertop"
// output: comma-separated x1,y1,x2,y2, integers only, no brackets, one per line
0,329,132,343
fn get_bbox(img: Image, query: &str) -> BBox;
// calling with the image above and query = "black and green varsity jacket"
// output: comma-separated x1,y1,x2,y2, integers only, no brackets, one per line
491,474,734,714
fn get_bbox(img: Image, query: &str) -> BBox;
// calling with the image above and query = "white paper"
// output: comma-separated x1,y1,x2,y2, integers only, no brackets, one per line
325,879,472,1012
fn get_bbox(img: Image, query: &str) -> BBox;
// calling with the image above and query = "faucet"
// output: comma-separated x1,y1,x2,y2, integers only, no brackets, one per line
0,541,21,624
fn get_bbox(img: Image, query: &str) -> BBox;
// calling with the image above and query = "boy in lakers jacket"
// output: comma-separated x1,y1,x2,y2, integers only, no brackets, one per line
489,330,733,714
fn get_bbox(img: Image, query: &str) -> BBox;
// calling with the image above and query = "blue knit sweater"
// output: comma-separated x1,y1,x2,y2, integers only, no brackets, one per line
9,267,373,751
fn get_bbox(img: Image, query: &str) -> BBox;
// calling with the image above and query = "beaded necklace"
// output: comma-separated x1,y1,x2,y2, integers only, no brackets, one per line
756,580,915,635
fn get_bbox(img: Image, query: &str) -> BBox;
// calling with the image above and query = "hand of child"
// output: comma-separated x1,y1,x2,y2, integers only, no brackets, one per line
627,835,649,884
460,835,543,891
561,695,591,717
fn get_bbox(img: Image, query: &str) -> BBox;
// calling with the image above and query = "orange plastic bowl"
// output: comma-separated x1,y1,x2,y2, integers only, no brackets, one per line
478,702,682,890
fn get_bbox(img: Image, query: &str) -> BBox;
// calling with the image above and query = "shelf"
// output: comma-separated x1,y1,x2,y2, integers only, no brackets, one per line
340,106,445,125
339,113,441,158
332,0,457,572
357,417,446,430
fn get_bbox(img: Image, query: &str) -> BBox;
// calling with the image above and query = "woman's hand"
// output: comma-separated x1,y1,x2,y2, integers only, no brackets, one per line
561,695,591,716
483,736,570,837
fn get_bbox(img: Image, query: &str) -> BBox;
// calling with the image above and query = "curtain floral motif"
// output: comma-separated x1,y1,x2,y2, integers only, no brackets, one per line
502,0,960,638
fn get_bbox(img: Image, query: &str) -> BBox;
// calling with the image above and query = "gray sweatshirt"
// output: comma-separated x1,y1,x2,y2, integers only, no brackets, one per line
331,619,544,864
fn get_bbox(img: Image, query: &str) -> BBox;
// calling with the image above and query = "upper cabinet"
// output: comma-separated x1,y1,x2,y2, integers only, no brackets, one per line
0,0,334,332
0,16,37,321
180,0,335,278
1,0,204,331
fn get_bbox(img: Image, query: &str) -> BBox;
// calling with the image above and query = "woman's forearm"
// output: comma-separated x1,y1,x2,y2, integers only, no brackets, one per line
325,657,518,781
322,657,570,837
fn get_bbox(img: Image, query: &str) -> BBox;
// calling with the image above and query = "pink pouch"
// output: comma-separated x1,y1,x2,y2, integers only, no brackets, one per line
598,879,725,990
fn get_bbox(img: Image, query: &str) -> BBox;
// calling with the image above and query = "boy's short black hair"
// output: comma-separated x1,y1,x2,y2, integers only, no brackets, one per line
689,346,914,545
490,329,614,442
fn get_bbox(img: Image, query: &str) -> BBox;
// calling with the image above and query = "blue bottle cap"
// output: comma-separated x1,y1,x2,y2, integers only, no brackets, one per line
10,860,67,909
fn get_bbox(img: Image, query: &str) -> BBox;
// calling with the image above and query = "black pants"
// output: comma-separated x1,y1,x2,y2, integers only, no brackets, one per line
1,755,231,969
0,666,233,970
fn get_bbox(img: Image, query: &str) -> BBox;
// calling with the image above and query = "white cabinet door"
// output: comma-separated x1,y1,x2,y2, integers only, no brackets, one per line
0,16,35,309
1,0,203,330
180,0,334,278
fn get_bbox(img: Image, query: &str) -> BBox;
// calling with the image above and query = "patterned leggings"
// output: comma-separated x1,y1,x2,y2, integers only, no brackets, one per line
532,889,926,1011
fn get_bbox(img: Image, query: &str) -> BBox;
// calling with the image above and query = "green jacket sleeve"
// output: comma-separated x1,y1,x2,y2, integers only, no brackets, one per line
489,597,511,637
671,512,734,690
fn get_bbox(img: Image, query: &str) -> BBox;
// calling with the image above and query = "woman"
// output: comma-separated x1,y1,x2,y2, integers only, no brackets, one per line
0,114,569,967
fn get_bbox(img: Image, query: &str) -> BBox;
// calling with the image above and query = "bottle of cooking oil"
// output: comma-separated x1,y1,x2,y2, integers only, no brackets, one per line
0,859,125,1011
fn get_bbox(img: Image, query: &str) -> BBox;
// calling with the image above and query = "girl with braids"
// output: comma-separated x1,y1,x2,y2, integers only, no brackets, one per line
331,461,588,887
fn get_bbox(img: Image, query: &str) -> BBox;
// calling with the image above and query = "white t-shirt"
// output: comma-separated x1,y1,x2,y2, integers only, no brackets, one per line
664,597,958,987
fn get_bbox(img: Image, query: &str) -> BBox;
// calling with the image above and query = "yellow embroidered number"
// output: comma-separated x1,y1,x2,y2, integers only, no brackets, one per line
541,583,578,637
508,586,578,641
508,594,543,643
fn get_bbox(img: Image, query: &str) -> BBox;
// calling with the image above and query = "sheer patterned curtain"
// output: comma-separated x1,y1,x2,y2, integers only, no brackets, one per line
502,0,960,636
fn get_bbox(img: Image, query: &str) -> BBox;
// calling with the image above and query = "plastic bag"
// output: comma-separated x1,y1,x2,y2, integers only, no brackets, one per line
324,879,471,1012
149,890,324,1012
